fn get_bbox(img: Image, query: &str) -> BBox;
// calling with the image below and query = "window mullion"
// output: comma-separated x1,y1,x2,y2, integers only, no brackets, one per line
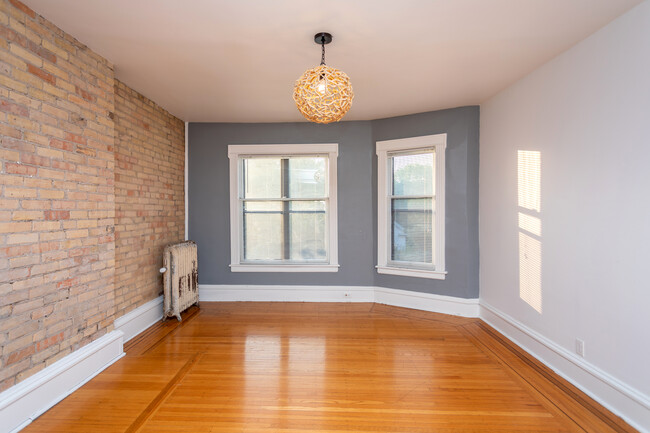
281,158,290,260
240,197,327,202
388,194,434,200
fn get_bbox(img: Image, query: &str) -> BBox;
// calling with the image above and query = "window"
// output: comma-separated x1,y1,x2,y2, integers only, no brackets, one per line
376,134,446,279
228,144,339,272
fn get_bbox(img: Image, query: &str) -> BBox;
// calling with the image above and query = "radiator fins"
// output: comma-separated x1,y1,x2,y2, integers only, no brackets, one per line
162,241,199,321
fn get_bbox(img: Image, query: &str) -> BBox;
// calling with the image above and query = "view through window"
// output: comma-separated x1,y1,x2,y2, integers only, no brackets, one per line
241,156,329,262
228,143,339,272
389,150,435,265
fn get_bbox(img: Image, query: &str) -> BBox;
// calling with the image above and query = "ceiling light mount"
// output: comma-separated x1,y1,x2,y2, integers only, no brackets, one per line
293,32,354,124
314,32,332,45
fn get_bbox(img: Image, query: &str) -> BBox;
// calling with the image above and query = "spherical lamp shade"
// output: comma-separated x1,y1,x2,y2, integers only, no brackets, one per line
293,64,354,124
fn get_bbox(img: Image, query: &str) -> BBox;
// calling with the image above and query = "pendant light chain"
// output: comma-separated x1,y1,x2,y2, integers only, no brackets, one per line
320,38,326,65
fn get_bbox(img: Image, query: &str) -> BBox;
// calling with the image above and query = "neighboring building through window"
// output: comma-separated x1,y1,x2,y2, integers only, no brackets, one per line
376,134,446,279
228,144,339,272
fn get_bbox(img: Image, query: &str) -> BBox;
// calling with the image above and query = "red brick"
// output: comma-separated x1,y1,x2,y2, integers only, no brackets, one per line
0,245,31,258
64,132,86,145
26,42,57,65
98,234,114,244
36,332,64,352
27,64,56,85
56,277,78,289
37,241,60,253
2,137,34,153
74,86,96,103
0,24,56,65
6,345,35,366
75,145,96,156
5,163,37,176
9,0,36,18
49,138,74,151
20,153,50,167
0,124,22,139
51,160,75,171
44,210,70,220
0,100,29,117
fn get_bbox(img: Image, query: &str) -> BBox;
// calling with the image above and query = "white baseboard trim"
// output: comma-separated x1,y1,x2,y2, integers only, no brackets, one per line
374,287,480,317
200,285,376,303
199,285,479,318
480,302,650,433
114,296,164,342
0,330,124,433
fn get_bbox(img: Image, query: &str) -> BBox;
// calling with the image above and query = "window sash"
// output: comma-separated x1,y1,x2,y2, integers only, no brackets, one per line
240,155,329,200
387,153,435,269
238,155,330,264
240,199,330,264
375,134,446,280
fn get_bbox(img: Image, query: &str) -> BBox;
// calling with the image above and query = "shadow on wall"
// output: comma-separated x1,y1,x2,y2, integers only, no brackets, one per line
518,150,542,314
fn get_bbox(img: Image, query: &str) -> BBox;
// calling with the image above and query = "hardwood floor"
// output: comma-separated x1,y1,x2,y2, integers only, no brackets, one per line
23,303,636,432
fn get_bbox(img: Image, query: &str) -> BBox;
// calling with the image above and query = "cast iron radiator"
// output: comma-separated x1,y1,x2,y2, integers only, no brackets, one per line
160,240,199,321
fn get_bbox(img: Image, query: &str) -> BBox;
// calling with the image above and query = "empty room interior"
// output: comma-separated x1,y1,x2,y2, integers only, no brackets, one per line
1,0,649,432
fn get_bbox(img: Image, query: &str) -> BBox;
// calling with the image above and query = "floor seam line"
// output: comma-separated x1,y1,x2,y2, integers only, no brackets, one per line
124,351,204,433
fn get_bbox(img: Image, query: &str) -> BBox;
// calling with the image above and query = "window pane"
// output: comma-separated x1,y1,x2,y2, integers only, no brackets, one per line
391,198,433,264
239,154,331,265
290,201,327,261
288,157,327,198
391,151,434,196
243,158,281,199
243,201,283,260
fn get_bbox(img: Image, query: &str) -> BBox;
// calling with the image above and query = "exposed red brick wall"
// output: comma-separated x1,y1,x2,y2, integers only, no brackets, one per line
113,81,185,318
0,0,116,391
0,0,185,391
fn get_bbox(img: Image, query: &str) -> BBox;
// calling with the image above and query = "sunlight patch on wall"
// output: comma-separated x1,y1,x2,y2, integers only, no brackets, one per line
519,231,542,313
518,150,542,314
518,151,541,212
518,212,541,236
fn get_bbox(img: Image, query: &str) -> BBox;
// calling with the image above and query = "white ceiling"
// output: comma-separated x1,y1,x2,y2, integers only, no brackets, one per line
23,0,642,123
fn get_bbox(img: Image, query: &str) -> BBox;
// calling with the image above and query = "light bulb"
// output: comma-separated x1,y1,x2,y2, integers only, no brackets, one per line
317,80,327,95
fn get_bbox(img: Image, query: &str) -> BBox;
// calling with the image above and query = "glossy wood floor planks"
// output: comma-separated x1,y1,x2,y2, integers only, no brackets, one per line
22,302,636,432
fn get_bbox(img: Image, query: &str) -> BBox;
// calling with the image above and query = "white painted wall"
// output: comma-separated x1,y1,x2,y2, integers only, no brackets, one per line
480,0,650,429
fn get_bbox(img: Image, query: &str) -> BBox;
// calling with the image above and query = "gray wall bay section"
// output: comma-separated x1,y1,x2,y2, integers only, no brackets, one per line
188,121,376,287
372,107,480,299
188,106,479,298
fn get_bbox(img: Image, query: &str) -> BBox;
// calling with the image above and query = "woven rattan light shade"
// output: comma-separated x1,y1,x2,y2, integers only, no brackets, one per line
293,64,354,124
293,50,354,124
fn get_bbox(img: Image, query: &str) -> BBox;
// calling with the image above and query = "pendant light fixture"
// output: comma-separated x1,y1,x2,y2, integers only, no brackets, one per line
293,32,354,124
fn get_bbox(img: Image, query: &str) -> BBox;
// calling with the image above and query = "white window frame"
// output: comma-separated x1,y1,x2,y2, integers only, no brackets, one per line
376,134,447,280
228,143,339,273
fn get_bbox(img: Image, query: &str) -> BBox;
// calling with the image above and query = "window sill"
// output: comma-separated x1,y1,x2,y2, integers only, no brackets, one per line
230,264,340,273
376,265,447,280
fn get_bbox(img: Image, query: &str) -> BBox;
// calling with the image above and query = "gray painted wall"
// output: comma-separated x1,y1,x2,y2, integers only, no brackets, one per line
188,106,479,298
371,107,480,298
189,121,375,287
